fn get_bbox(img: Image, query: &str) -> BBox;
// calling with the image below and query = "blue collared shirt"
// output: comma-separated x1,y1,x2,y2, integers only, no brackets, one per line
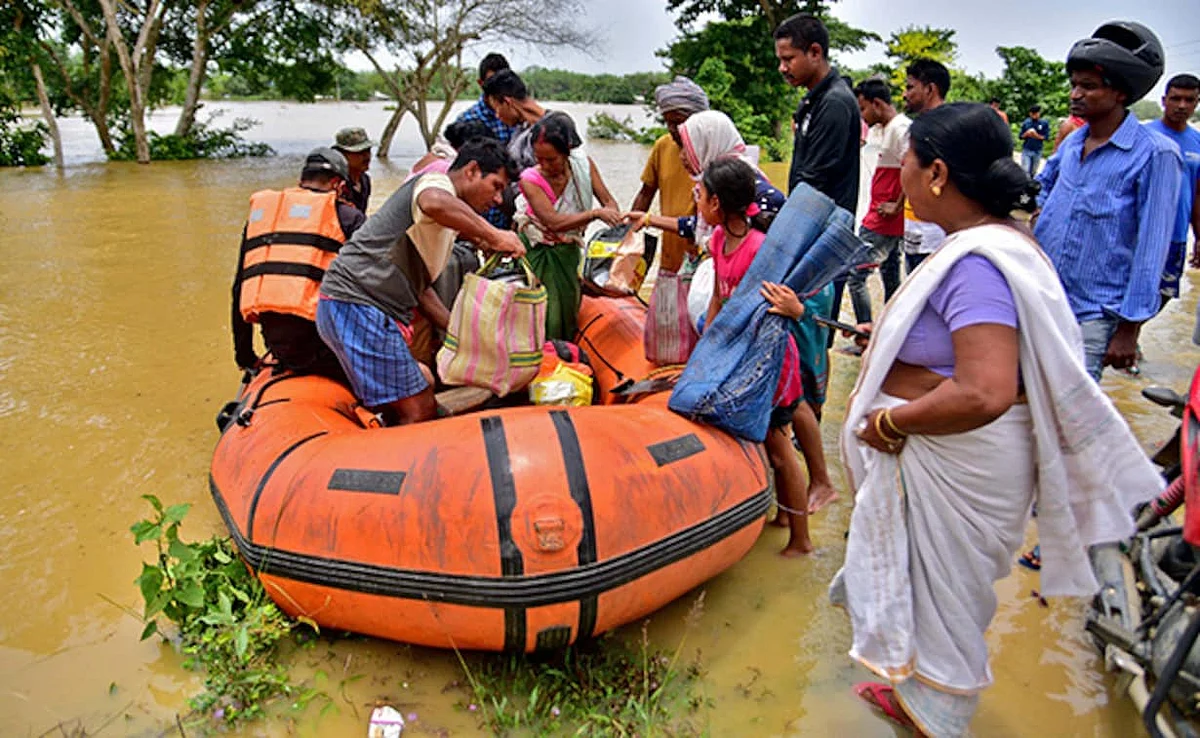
1034,112,1182,323
454,97,517,228
1146,119,1200,243
456,97,516,144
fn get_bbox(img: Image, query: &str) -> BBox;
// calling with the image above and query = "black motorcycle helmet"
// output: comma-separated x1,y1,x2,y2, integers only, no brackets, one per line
1066,20,1164,103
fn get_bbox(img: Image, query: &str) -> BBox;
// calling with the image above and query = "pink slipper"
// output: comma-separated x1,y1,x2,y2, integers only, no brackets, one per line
854,682,918,731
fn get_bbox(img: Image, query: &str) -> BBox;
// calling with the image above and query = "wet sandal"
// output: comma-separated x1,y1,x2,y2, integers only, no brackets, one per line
1018,545,1041,571
854,682,917,731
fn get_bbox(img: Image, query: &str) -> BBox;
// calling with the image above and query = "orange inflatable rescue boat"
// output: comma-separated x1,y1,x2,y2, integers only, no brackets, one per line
210,296,771,652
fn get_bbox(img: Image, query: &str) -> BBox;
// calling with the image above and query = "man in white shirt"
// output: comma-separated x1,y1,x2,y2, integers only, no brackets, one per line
848,78,911,326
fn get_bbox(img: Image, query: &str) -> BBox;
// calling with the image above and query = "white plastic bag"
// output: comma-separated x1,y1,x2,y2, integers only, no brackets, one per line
368,705,405,738
686,258,715,332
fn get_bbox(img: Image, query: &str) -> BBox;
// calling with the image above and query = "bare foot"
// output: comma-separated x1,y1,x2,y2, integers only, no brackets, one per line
769,511,789,528
806,482,839,514
780,540,815,557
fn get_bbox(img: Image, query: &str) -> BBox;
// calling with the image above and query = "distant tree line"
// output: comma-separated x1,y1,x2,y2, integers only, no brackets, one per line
0,0,600,166
656,1,1193,162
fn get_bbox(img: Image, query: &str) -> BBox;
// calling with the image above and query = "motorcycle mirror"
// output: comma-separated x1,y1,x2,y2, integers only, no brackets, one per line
1143,386,1186,415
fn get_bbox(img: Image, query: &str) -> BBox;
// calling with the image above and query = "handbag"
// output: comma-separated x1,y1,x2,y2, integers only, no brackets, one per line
436,255,547,397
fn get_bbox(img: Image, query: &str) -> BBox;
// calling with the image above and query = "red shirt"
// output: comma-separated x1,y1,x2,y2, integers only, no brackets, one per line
861,113,911,237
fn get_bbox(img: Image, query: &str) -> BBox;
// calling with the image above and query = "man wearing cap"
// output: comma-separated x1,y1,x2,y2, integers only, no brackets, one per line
231,147,366,379
316,138,526,426
629,76,708,271
1034,21,1181,380
333,126,376,213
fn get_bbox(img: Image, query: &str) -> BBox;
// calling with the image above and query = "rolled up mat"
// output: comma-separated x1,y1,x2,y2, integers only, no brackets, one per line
669,183,867,441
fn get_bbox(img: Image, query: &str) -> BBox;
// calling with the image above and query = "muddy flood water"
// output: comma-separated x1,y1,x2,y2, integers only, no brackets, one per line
2,100,1199,736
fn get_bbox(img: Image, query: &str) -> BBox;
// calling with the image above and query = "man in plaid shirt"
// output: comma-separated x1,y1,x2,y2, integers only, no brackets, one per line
456,53,517,145
455,53,517,228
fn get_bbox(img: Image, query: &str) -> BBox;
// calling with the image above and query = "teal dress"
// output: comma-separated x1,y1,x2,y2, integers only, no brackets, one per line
790,282,835,407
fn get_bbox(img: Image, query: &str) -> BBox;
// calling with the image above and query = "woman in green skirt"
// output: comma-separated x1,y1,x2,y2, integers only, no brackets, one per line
515,113,622,340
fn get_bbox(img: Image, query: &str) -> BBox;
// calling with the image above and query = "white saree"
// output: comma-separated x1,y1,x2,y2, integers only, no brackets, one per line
830,223,1163,736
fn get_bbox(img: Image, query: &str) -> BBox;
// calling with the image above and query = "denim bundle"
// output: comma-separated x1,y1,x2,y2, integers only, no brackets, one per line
668,183,866,441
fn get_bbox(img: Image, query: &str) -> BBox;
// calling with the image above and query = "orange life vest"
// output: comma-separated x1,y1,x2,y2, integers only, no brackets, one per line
239,187,345,323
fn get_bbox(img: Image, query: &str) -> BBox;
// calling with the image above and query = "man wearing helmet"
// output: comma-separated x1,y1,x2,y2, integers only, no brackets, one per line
1034,21,1182,381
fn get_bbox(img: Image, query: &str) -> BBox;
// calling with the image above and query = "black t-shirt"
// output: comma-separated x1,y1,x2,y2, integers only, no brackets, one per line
787,68,861,214
346,171,372,213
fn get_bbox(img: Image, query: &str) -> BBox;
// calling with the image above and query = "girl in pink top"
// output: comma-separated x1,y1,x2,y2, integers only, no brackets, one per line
700,158,813,556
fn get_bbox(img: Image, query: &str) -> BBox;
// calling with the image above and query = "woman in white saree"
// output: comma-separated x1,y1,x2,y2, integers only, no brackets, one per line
831,103,1164,736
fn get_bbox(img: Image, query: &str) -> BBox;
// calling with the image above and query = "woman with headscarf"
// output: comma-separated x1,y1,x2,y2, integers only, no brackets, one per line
515,113,621,340
833,103,1161,736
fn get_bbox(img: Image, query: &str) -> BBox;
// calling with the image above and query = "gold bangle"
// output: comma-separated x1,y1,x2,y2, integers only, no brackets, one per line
874,411,902,444
883,408,908,438
642,212,652,228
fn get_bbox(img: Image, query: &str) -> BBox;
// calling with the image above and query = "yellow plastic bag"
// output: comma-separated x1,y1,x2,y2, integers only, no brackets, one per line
529,345,594,407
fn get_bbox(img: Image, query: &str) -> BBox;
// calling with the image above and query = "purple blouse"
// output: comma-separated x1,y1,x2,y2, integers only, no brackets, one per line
895,255,1018,377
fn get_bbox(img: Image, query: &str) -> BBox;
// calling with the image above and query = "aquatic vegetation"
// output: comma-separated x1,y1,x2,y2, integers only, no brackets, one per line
0,110,49,167
131,494,310,730
587,111,664,146
111,112,273,162
453,595,711,736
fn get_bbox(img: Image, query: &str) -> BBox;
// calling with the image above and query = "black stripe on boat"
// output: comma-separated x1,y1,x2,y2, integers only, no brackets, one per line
549,410,599,640
327,469,406,495
209,474,770,608
647,434,705,467
481,415,526,651
246,431,327,543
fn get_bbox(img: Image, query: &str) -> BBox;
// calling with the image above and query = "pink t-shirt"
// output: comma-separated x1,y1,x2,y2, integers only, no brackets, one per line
402,158,451,184
710,227,803,406
519,167,556,215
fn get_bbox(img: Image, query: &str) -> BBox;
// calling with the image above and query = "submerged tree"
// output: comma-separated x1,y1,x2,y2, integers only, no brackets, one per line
324,0,594,158
95,0,167,164
1,1,58,166
34,0,123,157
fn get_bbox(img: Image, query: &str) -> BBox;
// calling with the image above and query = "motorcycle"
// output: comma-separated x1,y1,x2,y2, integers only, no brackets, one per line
1087,364,1200,738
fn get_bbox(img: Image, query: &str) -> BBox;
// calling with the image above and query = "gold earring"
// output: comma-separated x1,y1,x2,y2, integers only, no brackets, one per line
931,185,942,197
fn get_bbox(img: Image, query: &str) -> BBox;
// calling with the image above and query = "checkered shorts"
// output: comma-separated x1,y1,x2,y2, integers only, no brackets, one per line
315,297,428,408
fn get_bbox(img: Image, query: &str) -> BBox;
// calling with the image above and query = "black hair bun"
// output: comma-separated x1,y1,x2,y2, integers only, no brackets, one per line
980,158,1041,216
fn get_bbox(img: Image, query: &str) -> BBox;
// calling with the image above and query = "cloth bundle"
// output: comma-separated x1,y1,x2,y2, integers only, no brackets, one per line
668,183,866,441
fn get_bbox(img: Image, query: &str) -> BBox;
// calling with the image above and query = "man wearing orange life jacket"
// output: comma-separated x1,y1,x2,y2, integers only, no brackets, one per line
231,147,366,379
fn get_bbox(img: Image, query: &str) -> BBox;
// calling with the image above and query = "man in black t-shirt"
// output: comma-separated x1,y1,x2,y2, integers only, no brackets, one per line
775,13,861,212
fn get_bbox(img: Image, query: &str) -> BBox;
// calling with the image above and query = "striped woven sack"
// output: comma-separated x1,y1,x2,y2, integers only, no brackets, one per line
436,255,547,396
644,269,698,364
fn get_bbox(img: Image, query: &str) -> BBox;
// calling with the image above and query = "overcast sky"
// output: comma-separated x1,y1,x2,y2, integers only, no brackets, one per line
487,0,1200,99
